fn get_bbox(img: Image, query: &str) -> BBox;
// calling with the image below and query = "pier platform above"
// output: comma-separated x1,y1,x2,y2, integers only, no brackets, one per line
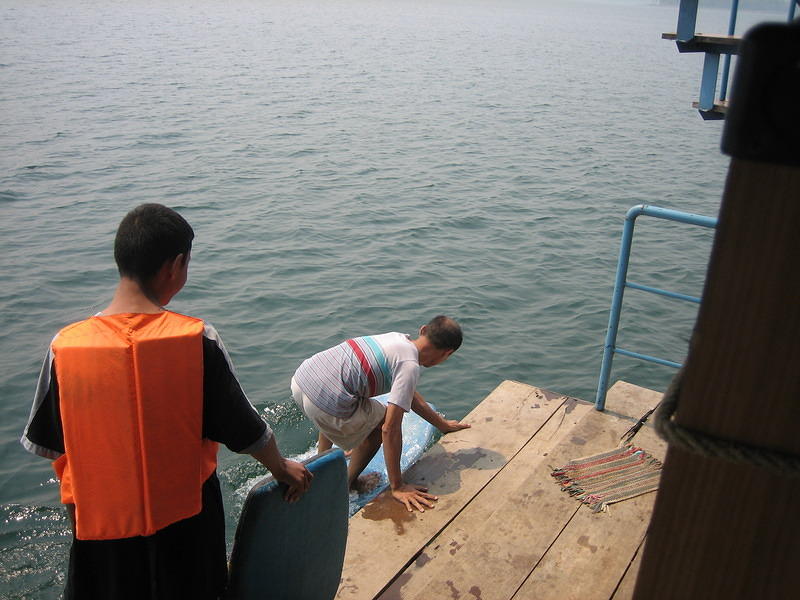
337,380,665,600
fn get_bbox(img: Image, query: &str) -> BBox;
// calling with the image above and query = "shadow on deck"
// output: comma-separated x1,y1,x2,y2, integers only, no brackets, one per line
337,380,664,600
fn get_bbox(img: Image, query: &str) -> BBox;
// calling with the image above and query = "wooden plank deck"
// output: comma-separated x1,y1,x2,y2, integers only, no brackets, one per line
337,380,665,600
661,32,742,54
662,32,741,47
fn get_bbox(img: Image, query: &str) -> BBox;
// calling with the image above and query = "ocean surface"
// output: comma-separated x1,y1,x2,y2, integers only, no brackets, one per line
0,0,783,596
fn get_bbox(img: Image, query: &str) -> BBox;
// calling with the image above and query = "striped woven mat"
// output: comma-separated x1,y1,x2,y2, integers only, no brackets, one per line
551,444,662,513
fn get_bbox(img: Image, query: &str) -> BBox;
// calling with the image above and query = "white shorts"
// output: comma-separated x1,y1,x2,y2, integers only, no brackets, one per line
291,377,386,451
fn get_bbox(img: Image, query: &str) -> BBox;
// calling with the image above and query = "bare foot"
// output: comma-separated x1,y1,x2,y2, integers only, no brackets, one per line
351,472,381,494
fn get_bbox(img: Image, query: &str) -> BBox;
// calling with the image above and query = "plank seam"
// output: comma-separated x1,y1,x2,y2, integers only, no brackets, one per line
608,535,646,600
509,504,582,600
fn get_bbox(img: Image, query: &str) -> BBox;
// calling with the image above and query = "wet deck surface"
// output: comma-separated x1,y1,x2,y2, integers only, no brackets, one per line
336,380,665,600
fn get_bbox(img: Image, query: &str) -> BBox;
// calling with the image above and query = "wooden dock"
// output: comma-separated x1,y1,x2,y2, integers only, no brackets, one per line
336,380,666,600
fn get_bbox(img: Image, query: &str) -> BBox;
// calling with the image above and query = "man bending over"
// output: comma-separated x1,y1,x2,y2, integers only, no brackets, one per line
292,316,470,512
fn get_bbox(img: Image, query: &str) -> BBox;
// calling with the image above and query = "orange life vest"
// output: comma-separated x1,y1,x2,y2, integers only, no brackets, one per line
51,311,218,540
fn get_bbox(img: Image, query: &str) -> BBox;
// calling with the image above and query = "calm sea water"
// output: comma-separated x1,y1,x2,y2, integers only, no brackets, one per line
0,0,782,596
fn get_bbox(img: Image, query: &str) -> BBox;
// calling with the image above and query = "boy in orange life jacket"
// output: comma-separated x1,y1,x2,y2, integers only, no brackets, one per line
21,203,312,600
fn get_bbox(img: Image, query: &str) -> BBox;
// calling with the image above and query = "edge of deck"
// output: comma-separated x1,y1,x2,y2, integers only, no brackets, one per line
337,380,665,600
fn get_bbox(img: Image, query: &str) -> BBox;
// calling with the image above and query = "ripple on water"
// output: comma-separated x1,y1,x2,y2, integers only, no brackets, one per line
0,504,71,599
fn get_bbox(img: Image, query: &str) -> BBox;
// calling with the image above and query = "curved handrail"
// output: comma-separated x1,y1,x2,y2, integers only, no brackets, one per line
594,205,717,411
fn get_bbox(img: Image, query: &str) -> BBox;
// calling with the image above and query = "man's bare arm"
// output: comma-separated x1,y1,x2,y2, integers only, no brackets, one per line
383,403,437,512
411,391,471,434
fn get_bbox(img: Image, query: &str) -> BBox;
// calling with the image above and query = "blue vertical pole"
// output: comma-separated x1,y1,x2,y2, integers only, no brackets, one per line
720,0,740,102
595,209,638,411
677,0,700,41
699,52,721,111
789,0,797,21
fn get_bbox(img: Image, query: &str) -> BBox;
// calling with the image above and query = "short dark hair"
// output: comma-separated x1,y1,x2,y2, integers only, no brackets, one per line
114,204,194,283
425,315,462,351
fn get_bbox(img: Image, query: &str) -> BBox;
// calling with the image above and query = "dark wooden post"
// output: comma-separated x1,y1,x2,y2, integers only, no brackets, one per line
633,21,800,600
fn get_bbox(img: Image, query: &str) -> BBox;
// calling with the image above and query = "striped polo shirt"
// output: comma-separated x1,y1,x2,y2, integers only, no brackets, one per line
293,332,420,418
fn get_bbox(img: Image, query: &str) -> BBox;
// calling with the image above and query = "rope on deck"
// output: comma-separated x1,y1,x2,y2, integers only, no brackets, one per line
654,368,800,477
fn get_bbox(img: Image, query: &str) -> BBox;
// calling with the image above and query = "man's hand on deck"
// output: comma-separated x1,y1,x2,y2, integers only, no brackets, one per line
438,419,471,434
391,484,438,512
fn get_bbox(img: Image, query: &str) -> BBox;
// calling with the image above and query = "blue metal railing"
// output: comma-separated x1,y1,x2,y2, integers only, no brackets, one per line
594,205,718,411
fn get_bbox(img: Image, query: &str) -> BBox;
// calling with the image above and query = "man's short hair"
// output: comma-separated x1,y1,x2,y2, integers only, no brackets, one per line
114,204,194,284
425,315,462,351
